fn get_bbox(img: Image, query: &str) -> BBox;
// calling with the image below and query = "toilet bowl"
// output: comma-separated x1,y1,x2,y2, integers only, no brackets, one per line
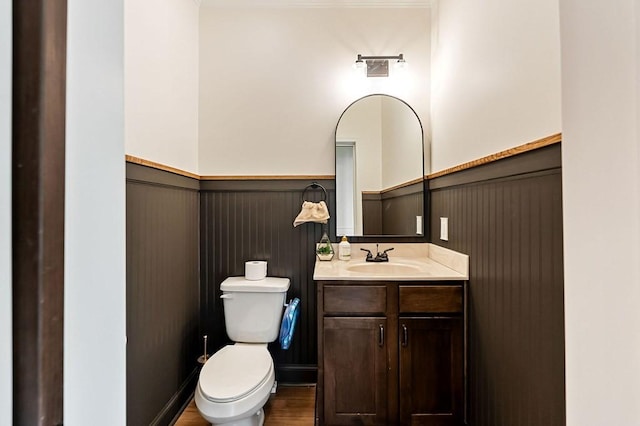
195,276,295,426
195,344,274,426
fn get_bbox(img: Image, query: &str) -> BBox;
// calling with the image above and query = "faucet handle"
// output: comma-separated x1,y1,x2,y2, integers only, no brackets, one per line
378,247,394,261
360,248,373,261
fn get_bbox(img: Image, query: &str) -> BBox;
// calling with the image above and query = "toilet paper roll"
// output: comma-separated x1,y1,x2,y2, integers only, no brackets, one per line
245,260,267,281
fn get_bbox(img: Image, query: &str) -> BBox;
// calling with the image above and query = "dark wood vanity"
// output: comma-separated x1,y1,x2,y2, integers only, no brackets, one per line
316,280,467,426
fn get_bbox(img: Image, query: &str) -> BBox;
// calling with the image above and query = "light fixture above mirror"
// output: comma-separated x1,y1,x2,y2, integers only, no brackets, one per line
355,54,407,77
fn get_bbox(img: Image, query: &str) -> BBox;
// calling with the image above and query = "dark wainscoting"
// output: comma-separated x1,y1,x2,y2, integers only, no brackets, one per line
361,192,383,234
382,181,424,235
200,179,336,383
362,182,424,235
428,144,565,426
126,163,201,426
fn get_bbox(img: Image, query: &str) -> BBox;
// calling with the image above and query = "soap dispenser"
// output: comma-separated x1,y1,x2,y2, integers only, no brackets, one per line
338,236,351,261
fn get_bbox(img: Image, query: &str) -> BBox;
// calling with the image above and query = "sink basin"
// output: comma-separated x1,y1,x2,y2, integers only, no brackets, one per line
346,262,422,274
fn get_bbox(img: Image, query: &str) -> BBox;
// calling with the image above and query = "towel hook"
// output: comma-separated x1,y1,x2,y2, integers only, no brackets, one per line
301,182,327,203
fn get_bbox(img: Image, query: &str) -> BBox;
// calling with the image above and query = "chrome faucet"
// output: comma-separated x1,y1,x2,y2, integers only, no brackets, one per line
361,244,394,262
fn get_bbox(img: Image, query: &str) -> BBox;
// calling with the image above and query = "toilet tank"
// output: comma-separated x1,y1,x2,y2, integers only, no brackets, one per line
220,277,290,343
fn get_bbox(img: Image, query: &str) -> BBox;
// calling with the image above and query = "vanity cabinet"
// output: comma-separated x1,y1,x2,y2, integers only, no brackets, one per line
399,317,464,425
317,281,466,426
323,317,388,425
398,285,464,425
321,284,390,425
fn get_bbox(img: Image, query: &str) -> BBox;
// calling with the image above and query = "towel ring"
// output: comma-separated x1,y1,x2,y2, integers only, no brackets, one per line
302,182,327,203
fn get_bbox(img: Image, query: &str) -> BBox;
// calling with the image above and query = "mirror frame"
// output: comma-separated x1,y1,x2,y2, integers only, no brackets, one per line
333,93,429,243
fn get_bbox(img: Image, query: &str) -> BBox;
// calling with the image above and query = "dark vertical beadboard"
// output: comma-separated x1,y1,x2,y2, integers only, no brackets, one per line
428,145,565,426
200,181,336,382
381,183,424,235
362,182,424,236
126,165,200,426
362,193,383,234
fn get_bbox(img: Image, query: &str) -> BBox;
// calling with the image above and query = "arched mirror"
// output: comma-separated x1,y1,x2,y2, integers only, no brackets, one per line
335,94,424,237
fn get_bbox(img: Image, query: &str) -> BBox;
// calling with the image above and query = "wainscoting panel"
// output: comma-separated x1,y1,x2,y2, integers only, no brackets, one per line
362,181,424,235
200,180,336,383
381,182,424,235
429,144,565,426
126,164,200,426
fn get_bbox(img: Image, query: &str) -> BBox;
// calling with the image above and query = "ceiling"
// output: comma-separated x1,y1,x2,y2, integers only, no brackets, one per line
200,0,431,8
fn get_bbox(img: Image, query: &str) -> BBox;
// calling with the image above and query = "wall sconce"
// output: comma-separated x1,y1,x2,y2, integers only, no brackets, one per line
354,53,407,77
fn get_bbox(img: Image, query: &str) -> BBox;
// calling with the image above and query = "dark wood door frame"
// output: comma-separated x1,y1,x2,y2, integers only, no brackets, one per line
12,1,67,424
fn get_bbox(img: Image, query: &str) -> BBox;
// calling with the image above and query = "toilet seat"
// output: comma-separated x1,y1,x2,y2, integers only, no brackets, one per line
199,344,273,403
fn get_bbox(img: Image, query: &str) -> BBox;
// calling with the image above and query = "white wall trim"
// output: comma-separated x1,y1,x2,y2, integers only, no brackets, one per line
0,0,12,423
65,0,127,424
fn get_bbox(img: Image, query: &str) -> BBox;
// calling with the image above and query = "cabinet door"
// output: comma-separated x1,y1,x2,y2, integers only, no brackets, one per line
324,317,388,425
399,317,464,426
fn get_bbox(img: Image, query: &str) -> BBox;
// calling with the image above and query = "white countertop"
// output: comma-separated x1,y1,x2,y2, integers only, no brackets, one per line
313,243,469,281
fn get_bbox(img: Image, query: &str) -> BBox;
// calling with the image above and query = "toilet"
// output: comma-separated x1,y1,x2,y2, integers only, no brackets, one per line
195,276,291,426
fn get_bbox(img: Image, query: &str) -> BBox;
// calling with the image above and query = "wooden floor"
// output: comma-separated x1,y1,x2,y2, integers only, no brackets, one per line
174,384,316,426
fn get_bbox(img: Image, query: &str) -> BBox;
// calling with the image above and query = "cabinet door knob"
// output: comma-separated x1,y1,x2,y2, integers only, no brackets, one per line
378,324,384,347
401,324,408,347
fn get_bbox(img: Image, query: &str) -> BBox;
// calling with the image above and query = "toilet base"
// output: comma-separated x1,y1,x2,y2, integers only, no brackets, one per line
210,408,264,426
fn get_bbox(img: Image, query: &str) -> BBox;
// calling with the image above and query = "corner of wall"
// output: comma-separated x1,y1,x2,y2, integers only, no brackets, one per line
65,0,127,424
0,0,12,423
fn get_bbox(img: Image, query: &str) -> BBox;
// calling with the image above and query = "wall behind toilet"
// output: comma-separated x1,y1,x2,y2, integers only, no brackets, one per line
198,5,431,176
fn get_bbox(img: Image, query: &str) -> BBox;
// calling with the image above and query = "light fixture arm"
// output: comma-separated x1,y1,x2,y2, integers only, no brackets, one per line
357,53,404,61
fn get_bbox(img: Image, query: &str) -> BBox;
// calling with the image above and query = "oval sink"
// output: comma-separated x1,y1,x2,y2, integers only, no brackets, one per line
346,262,422,275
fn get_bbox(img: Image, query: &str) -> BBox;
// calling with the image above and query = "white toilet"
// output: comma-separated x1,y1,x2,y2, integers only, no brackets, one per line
195,276,291,426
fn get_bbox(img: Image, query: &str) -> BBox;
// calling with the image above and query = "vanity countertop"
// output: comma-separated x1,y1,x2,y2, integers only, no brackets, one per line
313,243,468,281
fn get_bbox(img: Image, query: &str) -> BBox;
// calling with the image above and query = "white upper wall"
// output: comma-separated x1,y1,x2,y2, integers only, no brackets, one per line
125,0,200,173
560,0,640,424
66,0,126,424
430,0,561,172
0,0,11,423
198,6,431,176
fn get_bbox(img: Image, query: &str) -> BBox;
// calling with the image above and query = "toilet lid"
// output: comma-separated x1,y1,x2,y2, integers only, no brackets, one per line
199,345,273,403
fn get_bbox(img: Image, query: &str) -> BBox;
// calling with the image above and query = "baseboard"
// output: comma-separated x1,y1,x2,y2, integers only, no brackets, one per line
276,364,318,384
152,367,199,426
